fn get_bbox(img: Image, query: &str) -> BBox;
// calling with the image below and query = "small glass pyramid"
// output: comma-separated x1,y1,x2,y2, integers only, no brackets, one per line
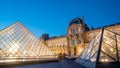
76,28,120,68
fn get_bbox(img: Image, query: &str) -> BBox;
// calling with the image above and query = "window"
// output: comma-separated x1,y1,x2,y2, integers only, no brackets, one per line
73,29,76,33
69,30,71,34
78,27,81,32
73,40,77,45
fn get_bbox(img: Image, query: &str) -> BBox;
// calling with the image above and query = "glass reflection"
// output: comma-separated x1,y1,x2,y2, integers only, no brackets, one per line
0,22,54,62
76,28,120,68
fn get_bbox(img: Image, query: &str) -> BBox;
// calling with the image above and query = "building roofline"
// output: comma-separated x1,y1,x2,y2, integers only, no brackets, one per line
46,35,66,40
89,22,120,31
68,17,83,26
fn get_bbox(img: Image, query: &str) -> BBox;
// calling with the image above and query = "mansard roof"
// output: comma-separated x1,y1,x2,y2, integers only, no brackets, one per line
68,18,83,26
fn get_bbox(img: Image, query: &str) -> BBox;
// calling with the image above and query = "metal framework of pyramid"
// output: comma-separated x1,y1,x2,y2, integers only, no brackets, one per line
76,28,120,68
0,22,54,61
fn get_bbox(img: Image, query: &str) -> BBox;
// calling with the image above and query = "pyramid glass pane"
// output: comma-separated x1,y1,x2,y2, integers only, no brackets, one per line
99,29,118,62
117,35,120,61
99,52,114,62
76,28,120,68
0,22,54,61
80,32,101,61
76,31,102,68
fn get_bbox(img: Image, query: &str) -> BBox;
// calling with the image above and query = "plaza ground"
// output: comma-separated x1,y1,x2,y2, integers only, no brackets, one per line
1,58,85,68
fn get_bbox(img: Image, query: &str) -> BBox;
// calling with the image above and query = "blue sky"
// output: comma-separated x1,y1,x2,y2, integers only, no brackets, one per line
0,0,120,37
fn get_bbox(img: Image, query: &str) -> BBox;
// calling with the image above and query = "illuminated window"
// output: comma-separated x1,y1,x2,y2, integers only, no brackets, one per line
73,29,76,33
69,30,71,34
78,27,81,31
73,40,77,45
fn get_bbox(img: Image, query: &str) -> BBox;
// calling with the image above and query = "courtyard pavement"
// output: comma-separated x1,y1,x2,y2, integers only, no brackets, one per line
3,58,85,68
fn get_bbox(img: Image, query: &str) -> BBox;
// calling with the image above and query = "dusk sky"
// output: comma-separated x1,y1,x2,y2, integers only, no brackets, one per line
0,0,120,37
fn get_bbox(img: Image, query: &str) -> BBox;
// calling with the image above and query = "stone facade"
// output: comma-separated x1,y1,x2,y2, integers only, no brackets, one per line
40,17,120,57
45,36,68,55
66,17,89,56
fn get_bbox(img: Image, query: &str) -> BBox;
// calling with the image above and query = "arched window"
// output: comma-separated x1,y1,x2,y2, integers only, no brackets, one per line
73,39,77,45
73,29,76,33
69,30,71,34
78,27,81,32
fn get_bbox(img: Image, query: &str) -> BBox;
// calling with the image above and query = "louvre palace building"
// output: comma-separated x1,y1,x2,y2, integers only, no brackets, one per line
0,17,120,64
40,17,120,58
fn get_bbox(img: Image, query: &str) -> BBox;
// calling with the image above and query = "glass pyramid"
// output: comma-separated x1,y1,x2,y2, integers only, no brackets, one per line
0,22,54,61
76,28,120,68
